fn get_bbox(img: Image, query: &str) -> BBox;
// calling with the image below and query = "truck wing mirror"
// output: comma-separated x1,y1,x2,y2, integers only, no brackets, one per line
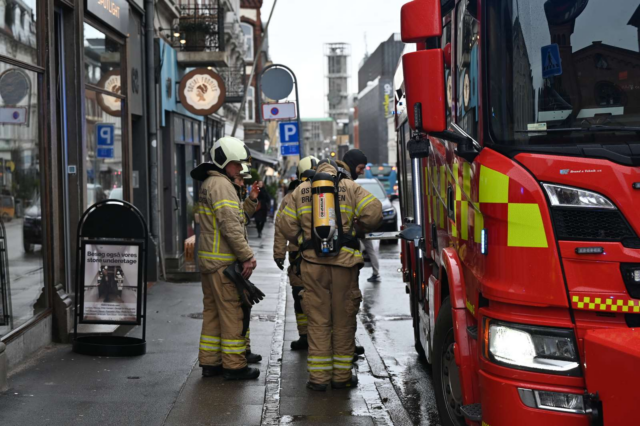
403,49,446,133
401,0,442,43
399,223,422,242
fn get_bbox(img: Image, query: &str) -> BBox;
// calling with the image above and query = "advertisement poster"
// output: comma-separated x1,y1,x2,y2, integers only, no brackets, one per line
82,244,140,323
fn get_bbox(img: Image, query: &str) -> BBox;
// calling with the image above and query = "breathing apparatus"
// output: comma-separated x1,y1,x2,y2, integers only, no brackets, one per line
310,159,352,256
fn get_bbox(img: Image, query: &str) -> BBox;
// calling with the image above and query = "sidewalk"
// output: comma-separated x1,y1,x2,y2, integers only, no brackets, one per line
0,223,408,425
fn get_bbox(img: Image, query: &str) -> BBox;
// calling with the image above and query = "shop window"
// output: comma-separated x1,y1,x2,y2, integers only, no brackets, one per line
0,1,38,66
456,1,479,139
240,23,254,62
83,23,121,87
0,64,46,337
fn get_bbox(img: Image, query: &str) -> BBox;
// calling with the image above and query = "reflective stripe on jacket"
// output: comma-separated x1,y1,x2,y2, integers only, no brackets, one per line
276,162,382,268
198,171,254,273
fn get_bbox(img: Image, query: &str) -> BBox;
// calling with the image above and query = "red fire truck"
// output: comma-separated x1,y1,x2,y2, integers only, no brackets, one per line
394,1,640,425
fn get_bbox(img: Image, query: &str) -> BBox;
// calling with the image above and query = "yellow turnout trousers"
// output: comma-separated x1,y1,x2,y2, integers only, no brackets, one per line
199,267,248,370
300,260,362,384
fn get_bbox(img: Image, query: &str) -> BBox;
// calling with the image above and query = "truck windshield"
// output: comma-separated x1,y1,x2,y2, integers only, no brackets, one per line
488,0,640,146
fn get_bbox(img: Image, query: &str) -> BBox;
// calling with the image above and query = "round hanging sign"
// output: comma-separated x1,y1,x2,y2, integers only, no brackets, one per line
0,69,30,105
97,70,123,117
179,68,226,116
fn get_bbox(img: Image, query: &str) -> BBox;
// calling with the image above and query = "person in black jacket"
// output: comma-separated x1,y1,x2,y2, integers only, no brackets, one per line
254,181,271,238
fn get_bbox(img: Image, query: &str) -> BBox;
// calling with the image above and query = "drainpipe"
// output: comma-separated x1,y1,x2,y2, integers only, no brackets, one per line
145,0,165,279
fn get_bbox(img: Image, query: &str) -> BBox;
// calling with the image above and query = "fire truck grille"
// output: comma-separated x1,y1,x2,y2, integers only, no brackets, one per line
552,209,635,241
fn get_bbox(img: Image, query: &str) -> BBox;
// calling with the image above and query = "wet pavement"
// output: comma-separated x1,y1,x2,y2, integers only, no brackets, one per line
0,216,439,425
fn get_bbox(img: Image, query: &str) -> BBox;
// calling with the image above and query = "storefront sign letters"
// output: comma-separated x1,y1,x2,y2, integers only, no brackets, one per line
179,69,227,116
86,0,130,36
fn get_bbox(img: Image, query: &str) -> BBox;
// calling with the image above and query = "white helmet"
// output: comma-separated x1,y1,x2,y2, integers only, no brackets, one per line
297,156,319,181
241,163,252,179
210,136,250,169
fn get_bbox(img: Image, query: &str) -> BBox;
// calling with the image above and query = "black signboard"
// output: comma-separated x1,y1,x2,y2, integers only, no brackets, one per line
86,0,130,36
129,13,143,116
73,200,148,356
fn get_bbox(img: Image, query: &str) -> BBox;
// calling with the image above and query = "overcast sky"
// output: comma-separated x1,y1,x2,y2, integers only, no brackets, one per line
260,0,410,117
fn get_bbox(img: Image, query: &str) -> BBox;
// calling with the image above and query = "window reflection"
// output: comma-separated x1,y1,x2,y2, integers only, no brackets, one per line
0,0,38,66
0,64,44,336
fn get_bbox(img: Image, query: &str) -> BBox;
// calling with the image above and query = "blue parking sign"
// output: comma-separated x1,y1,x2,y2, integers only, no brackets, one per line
279,122,299,143
541,44,562,79
97,147,114,159
281,143,300,156
96,123,115,146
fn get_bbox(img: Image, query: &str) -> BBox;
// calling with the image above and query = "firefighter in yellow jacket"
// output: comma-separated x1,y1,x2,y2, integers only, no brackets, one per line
191,136,259,381
277,159,382,391
273,156,318,350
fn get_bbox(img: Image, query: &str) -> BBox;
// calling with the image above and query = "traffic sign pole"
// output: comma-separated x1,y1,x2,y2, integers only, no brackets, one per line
258,64,304,157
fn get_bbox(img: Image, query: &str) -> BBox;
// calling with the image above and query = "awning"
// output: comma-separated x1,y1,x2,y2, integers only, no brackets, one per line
248,148,279,168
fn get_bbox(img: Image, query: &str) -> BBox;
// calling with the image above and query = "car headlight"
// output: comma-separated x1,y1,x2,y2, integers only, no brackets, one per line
383,208,396,217
483,318,581,376
542,183,615,209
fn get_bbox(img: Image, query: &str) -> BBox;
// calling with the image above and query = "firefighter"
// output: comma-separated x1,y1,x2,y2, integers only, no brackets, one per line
233,163,262,364
273,156,318,350
278,159,382,391
190,136,260,381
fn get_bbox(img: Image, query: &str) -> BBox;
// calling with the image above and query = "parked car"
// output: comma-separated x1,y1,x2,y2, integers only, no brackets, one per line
357,178,398,241
23,198,41,253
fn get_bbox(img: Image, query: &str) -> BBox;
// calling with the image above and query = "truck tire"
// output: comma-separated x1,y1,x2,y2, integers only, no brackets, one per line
433,297,466,426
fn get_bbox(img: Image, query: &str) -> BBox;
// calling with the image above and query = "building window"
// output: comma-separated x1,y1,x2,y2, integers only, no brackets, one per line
240,23,254,62
0,1,38,66
245,86,255,122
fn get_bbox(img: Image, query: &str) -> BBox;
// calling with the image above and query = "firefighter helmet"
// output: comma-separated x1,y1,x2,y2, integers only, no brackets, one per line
298,156,319,181
210,137,249,170
241,163,252,180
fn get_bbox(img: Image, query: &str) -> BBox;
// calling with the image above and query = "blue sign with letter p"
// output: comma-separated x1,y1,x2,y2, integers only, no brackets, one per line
279,122,299,143
96,123,115,147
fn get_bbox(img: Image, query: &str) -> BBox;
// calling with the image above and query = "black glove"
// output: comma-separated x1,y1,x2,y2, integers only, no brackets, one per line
224,262,266,307
275,258,285,270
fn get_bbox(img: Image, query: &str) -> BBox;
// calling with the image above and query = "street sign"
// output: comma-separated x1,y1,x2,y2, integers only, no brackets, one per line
279,122,299,143
0,107,26,124
262,102,297,121
262,68,294,100
97,147,115,159
541,44,562,79
281,143,300,156
97,123,115,146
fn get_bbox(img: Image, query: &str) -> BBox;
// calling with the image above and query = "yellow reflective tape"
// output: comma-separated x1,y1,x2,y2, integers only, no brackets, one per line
466,299,476,315
198,251,237,261
221,347,246,354
297,206,312,215
463,163,471,197
355,194,376,216
333,363,352,369
200,335,221,343
212,202,240,212
572,295,640,312
453,163,461,201
507,203,548,248
333,356,353,362
479,166,509,203
221,339,245,345
308,356,332,362
439,166,445,229
307,365,333,371
199,344,221,352
213,199,239,208
474,210,484,243
461,201,469,241
341,247,362,257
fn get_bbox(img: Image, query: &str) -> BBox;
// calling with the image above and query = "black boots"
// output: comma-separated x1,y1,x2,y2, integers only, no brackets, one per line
306,381,328,392
201,365,223,377
290,334,309,350
355,345,365,356
223,366,260,381
331,375,359,389
246,350,262,363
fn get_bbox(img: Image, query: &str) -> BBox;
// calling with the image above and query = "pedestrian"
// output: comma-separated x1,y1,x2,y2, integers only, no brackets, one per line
342,149,381,283
190,136,260,381
254,181,271,238
233,163,262,364
273,156,318,351
277,159,382,391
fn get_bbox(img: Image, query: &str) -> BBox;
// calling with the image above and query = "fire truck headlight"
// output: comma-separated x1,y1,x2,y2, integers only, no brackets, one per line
542,183,616,209
518,389,586,414
484,318,581,376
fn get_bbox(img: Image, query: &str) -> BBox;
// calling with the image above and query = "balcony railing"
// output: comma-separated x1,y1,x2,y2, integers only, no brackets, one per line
177,2,224,53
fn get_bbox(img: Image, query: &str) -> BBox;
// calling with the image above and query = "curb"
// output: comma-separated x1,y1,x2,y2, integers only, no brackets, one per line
0,342,7,392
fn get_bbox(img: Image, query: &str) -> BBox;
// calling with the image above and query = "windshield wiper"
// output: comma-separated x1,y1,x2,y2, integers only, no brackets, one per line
516,125,640,133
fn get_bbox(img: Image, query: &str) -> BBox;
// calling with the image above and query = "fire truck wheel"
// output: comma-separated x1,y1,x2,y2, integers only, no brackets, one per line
433,297,465,426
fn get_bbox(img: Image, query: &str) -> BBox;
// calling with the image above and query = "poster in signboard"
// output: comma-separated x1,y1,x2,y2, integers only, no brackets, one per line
81,243,141,324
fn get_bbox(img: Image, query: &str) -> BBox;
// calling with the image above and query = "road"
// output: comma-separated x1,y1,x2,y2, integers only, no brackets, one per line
0,204,440,425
